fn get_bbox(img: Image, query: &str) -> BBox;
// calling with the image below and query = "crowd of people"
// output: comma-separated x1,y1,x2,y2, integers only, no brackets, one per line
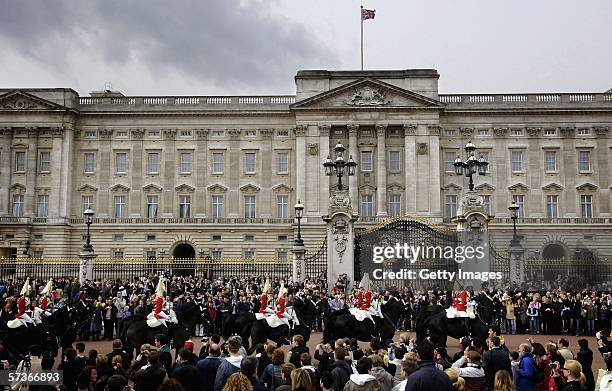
0,274,611,391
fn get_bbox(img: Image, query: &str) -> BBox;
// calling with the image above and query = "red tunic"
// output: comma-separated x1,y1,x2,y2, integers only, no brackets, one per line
154,296,164,319
16,296,26,318
259,295,268,314
276,297,286,318
452,291,467,312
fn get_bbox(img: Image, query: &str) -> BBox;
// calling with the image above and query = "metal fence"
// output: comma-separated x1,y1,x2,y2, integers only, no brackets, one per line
304,238,327,280
524,257,612,286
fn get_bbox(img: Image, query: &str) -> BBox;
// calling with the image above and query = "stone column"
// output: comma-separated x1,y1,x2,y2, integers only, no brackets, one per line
260,129,274,217
97,129,113,217
455,191,492,290
376,124,387,216
79,249,97,284
49,129,64,217
509,239,525,287
324,190,357,293
404,124,417,214
319,124,331,216
25,127,39,217
0,127,13,214
295,125,307,207
347,124,359,211
162,129,177,216
428,125,442,219
59,126,74,218
292,242,306,284
195,129,209,216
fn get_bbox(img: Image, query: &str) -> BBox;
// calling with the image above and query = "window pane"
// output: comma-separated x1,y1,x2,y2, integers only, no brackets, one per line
15,152,26,171
361,194,374,216
445,152,456,172
546,195,558,218
12,195,24,217
361,151,373,171
212,195,224,218
388,194,401,216
512,195,525,218
544,151,557,172
579,151,591,171
114,196,126,218
179,195,191,217
147,195,158,218
445,195,457,218
37,195,49,217
388,151,401,172
82,196,93,213
84,153,95,173
482,195,491,215
116,153,128,173
147,153,159,173
277,195,288,219
39,152,50,172
212,153,224,174
511,151,523,172
277,153,289,173
180,153,192,173
244,195,256,218
244,153,256,173
580,195,593,218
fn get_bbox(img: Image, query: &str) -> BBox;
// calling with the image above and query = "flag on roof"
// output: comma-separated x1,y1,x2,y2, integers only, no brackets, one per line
362,8,376,20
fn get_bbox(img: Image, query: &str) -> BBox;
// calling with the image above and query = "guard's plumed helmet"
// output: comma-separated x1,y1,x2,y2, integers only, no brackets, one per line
155,276,166,297
41,278,54,297
262,278,272,294
20,277,32,296
278,281,288,298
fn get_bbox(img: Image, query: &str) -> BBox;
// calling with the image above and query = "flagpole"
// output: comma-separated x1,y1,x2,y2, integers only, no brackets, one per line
360,5,364,71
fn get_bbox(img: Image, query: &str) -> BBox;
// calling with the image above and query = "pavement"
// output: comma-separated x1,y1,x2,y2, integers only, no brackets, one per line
78,331,606,371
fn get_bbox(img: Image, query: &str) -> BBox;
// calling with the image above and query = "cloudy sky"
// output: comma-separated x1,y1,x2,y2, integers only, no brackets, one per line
1,0,611,96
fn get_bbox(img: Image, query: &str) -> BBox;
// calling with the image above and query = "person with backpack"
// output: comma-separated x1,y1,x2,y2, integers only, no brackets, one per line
261,348,285,391
331,347,352,391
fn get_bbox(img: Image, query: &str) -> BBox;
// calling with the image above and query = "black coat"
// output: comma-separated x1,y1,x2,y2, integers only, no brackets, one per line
172,362,201,391
196,356,223,391
134,363,167,391
331,360,352,391
289,345,310,368
482,347,512,389
404,360,453,391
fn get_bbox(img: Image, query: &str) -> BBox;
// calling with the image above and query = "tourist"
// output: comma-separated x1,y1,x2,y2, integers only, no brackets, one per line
343,357,380,391
214,336,245,391
494,370,515,391
241,356,267,391
405,340,452,391
483,337,512,391
576,340,595,391
558,339,575,363
291,368,313,391
514,344,536,391
134,350,167,391
171,348,201,391
301,353,321,391
262,348,285,391
560,360,587,391
276,363,297,391
371,354,394,391
197,343,224,391
331,347,352,391
445,368,465,391
223,373,254,391
290,335,310,368
451,349,486,391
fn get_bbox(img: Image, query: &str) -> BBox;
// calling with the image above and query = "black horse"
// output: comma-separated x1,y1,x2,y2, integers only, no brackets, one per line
415,293,493,347
323,298,402,344
249,297,317,348
122,301,201,356
223,312,256,349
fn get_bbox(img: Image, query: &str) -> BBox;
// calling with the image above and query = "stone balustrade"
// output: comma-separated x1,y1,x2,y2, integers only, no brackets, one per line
439,93,612,106
78,95,296,109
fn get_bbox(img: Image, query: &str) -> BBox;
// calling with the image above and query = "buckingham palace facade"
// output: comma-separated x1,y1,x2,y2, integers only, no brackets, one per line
0,69,611,264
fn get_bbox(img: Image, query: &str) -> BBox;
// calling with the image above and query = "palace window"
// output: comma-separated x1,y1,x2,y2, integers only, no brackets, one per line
211,249,222,259
84,130,97,138
179,152,192,174
511,151,524,173
276,195,288,219
179,195,191,218
147,152,160,174
114,234,124,241
512,194,525,218
388,151,401,172
84,153,96,174
39,151,50,172
146,250,156,260
361,151,373,172
277,250,288,260
546,195,559,218
482,195,491,215
578,150,591,172
12,195,24,217
361,194,374,217
82,195,94,213
115,152,128,174
544,129,557,136
212,152,224,174
511,129,524,136
244,248,254,259
211,195,224,218
580,195,593,218
244,195,256,218
114,195,126,218
577,128,591,136
388,194,401,216
480,152,490,172
244,152,256,174
445,195,457,218
15,152,26,172
113,249,124,259
478,129,490,136
445,152,456,173
544,151,558,172
277,152,289,174
36,195,49,217
147,195,159,218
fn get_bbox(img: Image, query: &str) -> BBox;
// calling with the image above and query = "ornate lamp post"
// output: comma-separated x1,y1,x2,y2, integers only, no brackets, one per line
453,140,489,191
83,208,94,253
508,202,520,244
323,141,357,190
294,200,304,246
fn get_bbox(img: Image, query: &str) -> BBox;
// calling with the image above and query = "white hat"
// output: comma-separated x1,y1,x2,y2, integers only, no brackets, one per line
20,277,32,296
155,277,166,297
41,278,54,296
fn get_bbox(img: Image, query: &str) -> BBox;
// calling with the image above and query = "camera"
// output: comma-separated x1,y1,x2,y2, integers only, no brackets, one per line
549,362,558,370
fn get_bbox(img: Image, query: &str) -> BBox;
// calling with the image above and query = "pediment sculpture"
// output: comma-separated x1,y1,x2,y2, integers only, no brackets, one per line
344,86,391,106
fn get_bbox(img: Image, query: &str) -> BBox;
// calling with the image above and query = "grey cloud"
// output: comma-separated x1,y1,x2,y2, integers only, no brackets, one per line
0,0,340,93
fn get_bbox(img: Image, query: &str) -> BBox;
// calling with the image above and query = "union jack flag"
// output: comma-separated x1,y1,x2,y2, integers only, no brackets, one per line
361,8,376,20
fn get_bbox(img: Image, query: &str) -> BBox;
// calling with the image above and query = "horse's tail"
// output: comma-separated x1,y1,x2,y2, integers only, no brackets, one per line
322,315,333,343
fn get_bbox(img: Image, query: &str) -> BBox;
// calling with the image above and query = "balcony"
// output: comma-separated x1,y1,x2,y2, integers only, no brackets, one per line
67,217,293,225
441,217,612,225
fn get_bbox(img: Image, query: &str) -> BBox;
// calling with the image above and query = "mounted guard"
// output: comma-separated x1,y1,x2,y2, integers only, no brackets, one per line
146,276,178,328
32,278,54,324
349,273,381,322
445,290,475,319
256,281,297,328
8,278,34,328
258,278,274,316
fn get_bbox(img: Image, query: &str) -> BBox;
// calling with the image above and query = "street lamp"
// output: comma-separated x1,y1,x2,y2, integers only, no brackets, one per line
323,141,357,191
294,200,304,246
83,208,94,252
453,140,489,191
508,202,520,244
198,248,205,258
159,249,166,259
